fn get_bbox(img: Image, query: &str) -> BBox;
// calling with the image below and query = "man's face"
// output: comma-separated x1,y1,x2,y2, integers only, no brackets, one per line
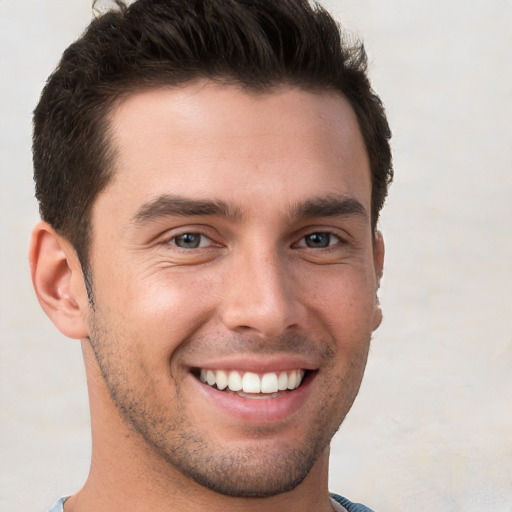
85,83,383,497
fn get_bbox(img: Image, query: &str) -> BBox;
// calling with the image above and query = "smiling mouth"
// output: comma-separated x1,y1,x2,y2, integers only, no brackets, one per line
194,368,308,399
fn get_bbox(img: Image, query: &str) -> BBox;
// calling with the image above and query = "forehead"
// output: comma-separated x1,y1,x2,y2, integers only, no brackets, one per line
100,82,371,220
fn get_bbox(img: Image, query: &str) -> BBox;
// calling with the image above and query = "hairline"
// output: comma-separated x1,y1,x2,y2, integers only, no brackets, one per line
74,78,380,283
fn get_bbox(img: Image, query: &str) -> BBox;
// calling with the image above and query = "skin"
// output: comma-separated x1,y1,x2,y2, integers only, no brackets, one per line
30,82,384,512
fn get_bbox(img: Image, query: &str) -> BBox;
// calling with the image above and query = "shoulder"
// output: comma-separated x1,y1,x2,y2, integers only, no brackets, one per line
48,496,69,512
330,493,377,512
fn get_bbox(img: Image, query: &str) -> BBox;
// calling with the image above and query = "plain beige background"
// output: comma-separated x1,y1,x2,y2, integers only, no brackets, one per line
1,1,511,510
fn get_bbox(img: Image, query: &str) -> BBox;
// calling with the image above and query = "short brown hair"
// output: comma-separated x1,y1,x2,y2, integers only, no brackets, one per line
33,0,393,267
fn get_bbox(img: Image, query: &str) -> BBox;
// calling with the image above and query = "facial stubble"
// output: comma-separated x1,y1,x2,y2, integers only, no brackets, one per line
86,307,370,498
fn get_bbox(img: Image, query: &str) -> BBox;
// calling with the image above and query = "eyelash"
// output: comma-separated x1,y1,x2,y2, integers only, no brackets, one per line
165,230,344,250
295,231,344,249
168,232,216,249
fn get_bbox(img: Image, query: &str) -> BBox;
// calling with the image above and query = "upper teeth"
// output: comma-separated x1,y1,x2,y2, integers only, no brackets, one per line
199,369,305,394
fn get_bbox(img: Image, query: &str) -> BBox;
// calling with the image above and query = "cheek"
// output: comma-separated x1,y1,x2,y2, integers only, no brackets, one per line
106,269,220,361
301,266,378,344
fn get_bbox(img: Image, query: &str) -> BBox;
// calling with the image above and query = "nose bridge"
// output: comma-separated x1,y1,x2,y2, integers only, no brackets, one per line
220,242,299,338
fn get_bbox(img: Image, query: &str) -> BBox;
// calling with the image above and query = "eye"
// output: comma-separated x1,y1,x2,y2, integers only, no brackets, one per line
170,233,211,249
298,232,340,248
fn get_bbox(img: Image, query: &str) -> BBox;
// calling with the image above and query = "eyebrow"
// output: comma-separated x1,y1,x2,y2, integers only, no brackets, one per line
290,194,368,222
131,193,368,226
131,194,244,225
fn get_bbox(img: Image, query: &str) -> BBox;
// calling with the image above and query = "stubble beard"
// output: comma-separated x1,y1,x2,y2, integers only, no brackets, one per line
87,312,370,498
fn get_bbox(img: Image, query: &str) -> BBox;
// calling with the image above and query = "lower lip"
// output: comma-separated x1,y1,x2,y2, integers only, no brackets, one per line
193,372,316,424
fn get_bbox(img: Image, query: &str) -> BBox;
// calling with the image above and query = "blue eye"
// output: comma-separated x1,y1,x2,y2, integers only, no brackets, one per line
302,232,337,248
172,233,205,249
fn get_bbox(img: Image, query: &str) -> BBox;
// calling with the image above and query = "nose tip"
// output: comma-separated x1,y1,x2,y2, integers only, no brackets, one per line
225,302,294,340
219,253,301,339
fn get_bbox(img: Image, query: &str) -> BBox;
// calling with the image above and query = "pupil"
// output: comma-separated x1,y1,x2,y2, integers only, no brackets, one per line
176,233,200,248
306,233,330,248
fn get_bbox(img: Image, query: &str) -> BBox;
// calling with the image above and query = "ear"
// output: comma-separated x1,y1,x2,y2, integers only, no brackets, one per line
29,221,90,339
372,230,385,331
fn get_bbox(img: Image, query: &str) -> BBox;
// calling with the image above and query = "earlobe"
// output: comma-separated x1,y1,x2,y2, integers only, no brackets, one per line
372,297,383,331
29,221,90,339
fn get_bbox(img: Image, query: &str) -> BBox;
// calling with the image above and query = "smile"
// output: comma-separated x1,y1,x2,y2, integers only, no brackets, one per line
198,369,306,397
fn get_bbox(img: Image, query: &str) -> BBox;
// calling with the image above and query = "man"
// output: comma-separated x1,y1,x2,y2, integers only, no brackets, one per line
29,1,392,511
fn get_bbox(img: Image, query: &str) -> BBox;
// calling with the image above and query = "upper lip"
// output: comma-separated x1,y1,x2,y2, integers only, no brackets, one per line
186,354,320,374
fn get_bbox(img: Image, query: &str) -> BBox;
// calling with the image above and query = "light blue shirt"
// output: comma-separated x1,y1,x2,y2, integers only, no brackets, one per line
48,493,375,511
48,496,68,512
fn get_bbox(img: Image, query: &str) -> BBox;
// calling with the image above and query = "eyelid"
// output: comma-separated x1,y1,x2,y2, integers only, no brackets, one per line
158,225,223,248
295,231,341,248
292,227,349,247
171,233,207,248
150,228,225,267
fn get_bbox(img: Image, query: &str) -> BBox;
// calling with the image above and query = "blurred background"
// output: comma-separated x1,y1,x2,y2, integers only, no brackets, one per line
1,1,511,510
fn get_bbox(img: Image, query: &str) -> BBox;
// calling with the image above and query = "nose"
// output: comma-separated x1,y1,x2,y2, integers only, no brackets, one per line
219,247,302,339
